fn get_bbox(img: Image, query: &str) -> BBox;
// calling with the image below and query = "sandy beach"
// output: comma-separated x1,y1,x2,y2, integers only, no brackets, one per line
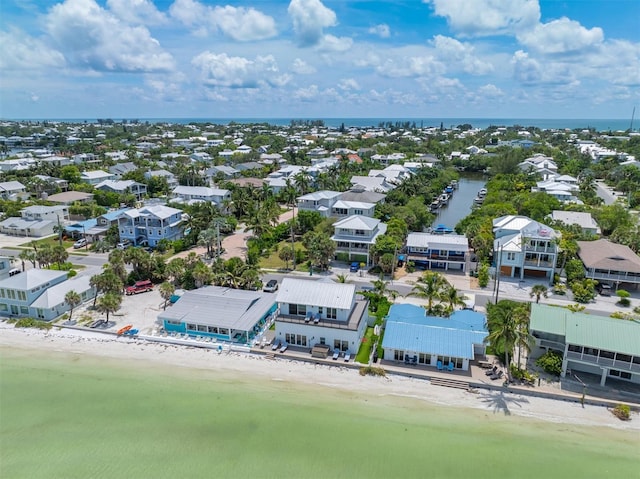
1,323,637,431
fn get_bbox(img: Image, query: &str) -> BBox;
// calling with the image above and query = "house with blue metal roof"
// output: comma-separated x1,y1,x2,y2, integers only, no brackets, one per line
381,303,488,371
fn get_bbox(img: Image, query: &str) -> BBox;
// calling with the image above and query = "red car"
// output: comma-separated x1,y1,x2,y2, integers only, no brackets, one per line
125,280,153,295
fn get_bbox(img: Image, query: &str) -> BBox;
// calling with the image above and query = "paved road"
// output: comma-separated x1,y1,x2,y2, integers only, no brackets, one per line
595,181,618,205
0,247,110,268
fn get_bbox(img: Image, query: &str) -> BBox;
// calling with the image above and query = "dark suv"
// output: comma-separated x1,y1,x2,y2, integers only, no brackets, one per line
596,283,612,296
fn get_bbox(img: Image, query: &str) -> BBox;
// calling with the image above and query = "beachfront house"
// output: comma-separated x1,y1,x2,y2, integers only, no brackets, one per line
273,278,370,355
332,215,387,266
529,304,640,386
406,233,469,272
158,286,277,344
576,239,640,289
493,215,560,283
381,304,487,371
0,269,94,321
117,204,184,247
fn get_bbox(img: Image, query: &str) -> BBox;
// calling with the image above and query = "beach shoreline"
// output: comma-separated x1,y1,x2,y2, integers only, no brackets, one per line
2,323,638,432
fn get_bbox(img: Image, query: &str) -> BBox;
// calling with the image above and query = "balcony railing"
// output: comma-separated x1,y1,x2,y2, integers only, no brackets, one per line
277,300,368,331
586,270,640,284
566,351,640,373
523,260,554,268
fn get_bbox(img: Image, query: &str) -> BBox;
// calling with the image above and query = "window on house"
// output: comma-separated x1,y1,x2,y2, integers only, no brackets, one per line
289,304,306,316
326,307,337,319
506,252,516,261
207,326,218,333
354,209,363,215
568,344,582,353
197,325,207,332
20,306,28,314
0,289,4,298
394,350,405,361
600,350,615,360
418,353,431,364
615,353,632,363
186,323,196,330
319,337,326,345
355,229,366,236
219,328,229,335
7,290,16,299
0,304,7,312
17,291,27,301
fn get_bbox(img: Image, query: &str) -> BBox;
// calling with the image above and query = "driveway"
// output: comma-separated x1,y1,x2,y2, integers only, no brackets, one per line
595,181,618,205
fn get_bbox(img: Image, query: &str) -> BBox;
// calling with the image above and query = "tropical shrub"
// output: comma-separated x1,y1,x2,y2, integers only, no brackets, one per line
359,366,386,377
14,318,53,330
477,262,490,288
611,403,631,421
616,290,631,307
535,350,563,376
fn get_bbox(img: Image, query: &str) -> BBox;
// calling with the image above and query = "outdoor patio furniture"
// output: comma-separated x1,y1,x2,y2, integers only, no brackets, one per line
490,370,504,380
305,312,312,323
313,314,320,324
344,351,351,362
272,340,280,351
333,349,340,360
280,342,288,353
447,362,454,371
485,365,498,376
412,355,418,365
437,360,443,370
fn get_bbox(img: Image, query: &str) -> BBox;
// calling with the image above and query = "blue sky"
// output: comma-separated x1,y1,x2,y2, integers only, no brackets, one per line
1,0,639,119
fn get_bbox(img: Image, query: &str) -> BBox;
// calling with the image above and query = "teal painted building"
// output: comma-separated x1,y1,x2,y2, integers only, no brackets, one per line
158,286,277,344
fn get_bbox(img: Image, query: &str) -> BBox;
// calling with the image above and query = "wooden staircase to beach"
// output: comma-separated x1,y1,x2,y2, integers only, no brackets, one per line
430,377,470,390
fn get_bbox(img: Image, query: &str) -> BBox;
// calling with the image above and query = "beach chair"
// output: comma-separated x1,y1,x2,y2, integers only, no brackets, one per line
447,362,454,371
280,342,288,353
313,314,320,324
490,370,504,381
333,349,340,360
485,365,498,376
437,360,443,370
305,312,312,323
344,351,351,362
411,355,418,365
272,340,280,351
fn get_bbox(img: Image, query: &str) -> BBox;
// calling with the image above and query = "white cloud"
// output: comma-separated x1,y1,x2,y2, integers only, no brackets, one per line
169,0,277,41
477,83,504,98
338,78,360,91
106,0,167,26
293,84,320,100
212,5,278,41
431,35,493,75
518,17,604,54
46,0,174,72
191,52,289,88
511,50,542,84
368,24,390,38
291,58,316,74
316,34,353,52
288,0,337,46
0,28,66,70
426,0,540,37
375,55,445,78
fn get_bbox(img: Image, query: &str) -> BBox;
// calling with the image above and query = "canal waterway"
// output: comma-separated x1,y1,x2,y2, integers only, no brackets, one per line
431,175,486,230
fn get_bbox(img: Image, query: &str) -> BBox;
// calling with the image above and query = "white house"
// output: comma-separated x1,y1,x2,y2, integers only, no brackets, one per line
274,278,370,355
406,233,469,272
0,181,27,199
81,170,115,185
95,180,147,200
550,211,600,236
332,215,387,266
493,215,560,283
21,205,69,222
297,190,342,217
171,186,231,208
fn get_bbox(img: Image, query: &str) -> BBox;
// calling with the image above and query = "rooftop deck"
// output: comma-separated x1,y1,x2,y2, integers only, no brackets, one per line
276,300,368,331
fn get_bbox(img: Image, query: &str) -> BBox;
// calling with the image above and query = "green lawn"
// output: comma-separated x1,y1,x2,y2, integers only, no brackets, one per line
259,240,308,270
355,326,375,364
19,236,75,249
1,350,638,479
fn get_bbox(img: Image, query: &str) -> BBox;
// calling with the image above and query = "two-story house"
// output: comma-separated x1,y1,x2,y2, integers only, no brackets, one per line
297,190,342,217
0,269,92,321
0,205,68,237
171,186,231,209
21,205,69,222
274,278,370,355
95,180,147,200
330,200,376,218
493,215,560,283
81,170,115,186
406,233,469,272
550,211,600,236
117,204,183,247
145,170,178,189
576,239,640,288
530,304,640,386
0,180,27,200
332,215,387,266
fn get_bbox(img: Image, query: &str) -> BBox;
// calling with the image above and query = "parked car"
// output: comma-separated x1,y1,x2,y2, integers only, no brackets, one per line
125,280,154,295
596,283,612,296
116,240,131,250
73,238,87,249
350,262,360,272
263,279,278,293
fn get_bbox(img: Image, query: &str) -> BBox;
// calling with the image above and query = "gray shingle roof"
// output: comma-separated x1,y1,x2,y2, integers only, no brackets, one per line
276,278,355,310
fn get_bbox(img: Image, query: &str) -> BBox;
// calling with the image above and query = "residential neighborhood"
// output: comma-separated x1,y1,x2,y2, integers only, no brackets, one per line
1,118,639,406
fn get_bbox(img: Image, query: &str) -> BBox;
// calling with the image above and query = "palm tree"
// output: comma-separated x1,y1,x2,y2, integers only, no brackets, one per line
372,275,399,302
64,290,81,322
19,249,36,270
485,301,520,383
96,292,122,324
408,271,447,315
335,273,348,283
192,262,211,288
166,258,185,287
158,282,175,310
442,285,467,315
53,223,65,247
529,284,548,304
